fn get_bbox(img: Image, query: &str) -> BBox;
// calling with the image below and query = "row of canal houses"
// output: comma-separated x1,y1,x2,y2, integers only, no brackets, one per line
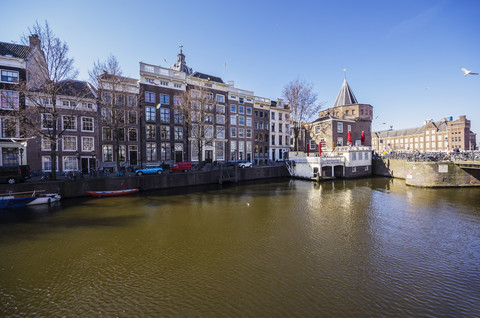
0,35,373,178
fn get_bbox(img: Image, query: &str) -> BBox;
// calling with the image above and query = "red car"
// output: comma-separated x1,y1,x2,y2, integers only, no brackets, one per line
171,162,191,172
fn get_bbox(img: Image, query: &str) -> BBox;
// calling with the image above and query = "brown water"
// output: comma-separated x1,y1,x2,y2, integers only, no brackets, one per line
1,178,479,317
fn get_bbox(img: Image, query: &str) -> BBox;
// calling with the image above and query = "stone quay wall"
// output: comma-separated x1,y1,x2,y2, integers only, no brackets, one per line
373,158,480,187
0,166,290,199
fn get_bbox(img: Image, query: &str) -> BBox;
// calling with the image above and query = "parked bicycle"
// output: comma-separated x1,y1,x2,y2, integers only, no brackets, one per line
65,170,83,181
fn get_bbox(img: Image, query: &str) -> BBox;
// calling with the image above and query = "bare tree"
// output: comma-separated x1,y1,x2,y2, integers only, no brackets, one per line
89,55,136,174
16,21,83,180
176,85,217,170
282,78,322,151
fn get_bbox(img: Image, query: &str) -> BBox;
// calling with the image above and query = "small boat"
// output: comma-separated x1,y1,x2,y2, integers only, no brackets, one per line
86,188,139,198
0,196,36,209
26,193,61,206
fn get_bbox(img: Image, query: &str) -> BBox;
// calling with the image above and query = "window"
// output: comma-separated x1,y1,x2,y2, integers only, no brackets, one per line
174,111,182,124
115,110,125,123
81,117,94,132
174,96,182,106
160,94,170,105
348,125,351,132
160,108,170,123
230,115,236,125
42,113,54,129
161,126,170,139
351,153,356,161
216,105,225,113
337,137,343,146
309,140,316,150
231,127,237,137
205,125,214,139
216,114,225,124
1,70,19,83
238,128,245,138
230,104,236,113
271,112,275,120
146,106,155,121
239,97,244,104
81,137,94,152
246,129,252,138
217,126,225,139
160,81,168,86
62,116,76,131
63,156,78,171
238,116,245,125
145,91,155,103
246,117,252,126
116,128,125,141
216,95,225,103
161,143,171,160
174,127,183,140
278,123,282,132
271,123,275,132
128,128,137,141
146,143,157,161
352,167,357,172
62,136,77,151
315,126,321,134
337,122,343,133
103,145,113,162
279,113,283,120
119,145,126,161
174,83,182,89
2,117,18,138
42,156,57,171
146,124,156,140
1,91,19,109
358,152,363,160
205,114,213,123
102,127,112,141
238,105,245,114
246,107,252,115
116,95,125,106
128,111,137,124
128,95,137,107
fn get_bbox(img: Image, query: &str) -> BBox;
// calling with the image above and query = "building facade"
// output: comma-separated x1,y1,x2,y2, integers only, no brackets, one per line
372,115,477,153
253,96,270,164
269,98,290,161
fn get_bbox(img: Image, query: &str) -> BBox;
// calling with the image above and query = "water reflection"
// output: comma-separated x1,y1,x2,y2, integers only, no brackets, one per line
1,178,479,317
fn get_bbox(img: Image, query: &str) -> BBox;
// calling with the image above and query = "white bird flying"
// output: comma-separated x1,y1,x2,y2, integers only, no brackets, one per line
461,67,479,76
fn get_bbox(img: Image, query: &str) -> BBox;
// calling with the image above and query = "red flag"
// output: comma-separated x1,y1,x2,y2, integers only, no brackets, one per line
348,130,352,145
318,142,322,156
361,131,365,145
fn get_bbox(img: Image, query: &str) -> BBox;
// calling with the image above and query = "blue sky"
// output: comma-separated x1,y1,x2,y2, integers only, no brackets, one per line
3,0,480,136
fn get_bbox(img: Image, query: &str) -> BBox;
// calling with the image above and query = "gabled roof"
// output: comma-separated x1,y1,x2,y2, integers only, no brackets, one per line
374,120,449,138
191,72,224,84
311,115,355,123
58,80,97,99
0,42,31,59
333,78,358,107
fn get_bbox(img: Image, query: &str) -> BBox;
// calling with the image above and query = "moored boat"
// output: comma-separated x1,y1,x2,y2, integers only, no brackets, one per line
86,188,139,198
26,193,62,206
0,196,36,209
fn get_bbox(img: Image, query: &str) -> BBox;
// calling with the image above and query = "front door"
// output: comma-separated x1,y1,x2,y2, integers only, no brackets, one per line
205,150,213,163
130,150,138,166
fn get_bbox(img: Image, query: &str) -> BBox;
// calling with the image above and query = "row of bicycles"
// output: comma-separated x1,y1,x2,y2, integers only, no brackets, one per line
39,168,112,182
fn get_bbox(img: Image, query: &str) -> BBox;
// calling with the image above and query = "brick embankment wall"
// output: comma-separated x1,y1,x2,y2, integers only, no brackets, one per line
373,158,480,187
372,159,407,179
0,166,290,199
405,162,480,187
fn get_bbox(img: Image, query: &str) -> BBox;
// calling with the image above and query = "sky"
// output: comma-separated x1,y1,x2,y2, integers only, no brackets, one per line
3,0,480,137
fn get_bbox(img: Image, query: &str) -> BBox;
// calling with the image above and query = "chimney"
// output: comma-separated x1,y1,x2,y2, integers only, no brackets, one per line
29,34,40,48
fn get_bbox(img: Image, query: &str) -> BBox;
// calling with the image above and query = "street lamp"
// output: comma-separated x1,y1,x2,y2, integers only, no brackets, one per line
76,151,80,170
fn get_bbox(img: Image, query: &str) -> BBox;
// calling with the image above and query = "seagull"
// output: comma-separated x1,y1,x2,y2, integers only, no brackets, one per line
461,67,478,76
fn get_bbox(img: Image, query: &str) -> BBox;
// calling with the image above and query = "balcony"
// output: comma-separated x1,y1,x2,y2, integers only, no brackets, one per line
140,62,186,80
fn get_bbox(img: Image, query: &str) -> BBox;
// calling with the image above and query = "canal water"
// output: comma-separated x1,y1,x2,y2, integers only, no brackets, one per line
0,178,479,317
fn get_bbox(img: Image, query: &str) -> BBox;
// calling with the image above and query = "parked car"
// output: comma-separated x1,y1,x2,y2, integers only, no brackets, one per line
135,166,163,176
0,165,31,184
171,161,192,172
237,160,253,168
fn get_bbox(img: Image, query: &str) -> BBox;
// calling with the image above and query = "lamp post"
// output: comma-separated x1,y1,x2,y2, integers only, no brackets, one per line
76,151,80,171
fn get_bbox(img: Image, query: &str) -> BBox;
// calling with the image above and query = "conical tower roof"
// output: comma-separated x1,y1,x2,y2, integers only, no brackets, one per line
333,78,358,107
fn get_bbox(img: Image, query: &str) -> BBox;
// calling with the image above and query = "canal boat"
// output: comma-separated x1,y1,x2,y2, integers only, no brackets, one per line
26,193,62,206
0,195,36,209
86,188,139,198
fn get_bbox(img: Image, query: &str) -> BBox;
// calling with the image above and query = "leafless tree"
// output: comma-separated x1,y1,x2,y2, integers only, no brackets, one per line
282,78,322,151
16,21,83,180
89,55,137,174
176,85,217,170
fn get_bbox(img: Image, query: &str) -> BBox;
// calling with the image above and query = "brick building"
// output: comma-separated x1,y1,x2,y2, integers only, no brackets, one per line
372,115,477,153
305,78,373,154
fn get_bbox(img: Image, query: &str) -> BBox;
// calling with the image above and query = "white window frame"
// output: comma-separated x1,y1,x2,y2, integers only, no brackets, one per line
62,135,77,152
81,136,95,152
62,115,77,131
